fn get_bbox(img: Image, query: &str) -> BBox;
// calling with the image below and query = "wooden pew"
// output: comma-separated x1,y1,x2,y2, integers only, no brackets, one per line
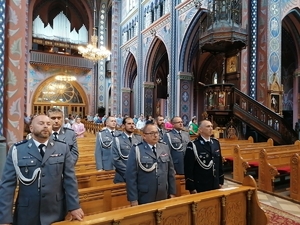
53,176,268,225
75,161,97,173
258,148,300,192
233,141,300,183
221,138,273,163
219,136,254,143
76,170,115,188
76,174,188,215
290,153,300,202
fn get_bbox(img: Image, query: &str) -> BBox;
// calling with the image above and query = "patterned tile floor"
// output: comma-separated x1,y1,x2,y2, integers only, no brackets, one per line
223,178,300,217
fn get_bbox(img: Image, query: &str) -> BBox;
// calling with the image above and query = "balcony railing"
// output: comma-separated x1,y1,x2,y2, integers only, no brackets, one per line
29,51,94,70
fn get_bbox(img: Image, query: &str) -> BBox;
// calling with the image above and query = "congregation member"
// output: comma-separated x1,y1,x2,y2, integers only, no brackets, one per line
72,117,86,138
189,117,199,135
163,116,190,174
63,117,72,129
184,120,224,193
126,123,176,206
164,117,173,130
0,115,84,225
95,116,122,171
136,115,146,130
112,117,142,183
47,107,79,165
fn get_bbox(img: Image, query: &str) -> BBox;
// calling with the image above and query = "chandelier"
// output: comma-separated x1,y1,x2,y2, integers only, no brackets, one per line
55,75,76,81
78,0,111,62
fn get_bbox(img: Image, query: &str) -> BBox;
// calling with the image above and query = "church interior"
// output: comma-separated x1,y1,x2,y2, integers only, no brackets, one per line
1,0,300,223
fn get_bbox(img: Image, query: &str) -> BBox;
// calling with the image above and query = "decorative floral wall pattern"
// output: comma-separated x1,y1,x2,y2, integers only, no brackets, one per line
4,0,27,146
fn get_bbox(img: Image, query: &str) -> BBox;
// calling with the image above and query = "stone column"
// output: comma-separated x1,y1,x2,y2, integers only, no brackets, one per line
4,0,28,144
0,0,5,137
178,72,193,126
121,88,132,116
111,0,121,115
143,82,155,116
97,1,109,109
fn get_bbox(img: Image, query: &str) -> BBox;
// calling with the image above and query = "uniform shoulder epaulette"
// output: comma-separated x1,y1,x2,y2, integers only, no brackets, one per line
64,127,73,131
114,133,122,137
14,139,28,146
211,137,219,141
134,142,143,146
166,130,171,133
158,140,167,145
54,139,66,144
99,129,106,132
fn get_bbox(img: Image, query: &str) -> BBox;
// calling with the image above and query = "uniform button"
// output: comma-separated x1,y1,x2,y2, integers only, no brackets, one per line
42,194,45,198
42,184,45,187
41,165,44,168
42,174,45,177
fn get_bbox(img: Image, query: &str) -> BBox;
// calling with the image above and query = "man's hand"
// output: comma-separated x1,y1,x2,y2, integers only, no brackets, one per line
190,189,197,194
70,208,84,221
130,200,138,206
169,194,175,198
219,184,223,188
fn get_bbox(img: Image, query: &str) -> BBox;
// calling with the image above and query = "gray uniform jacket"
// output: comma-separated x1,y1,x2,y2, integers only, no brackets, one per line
0,139,81,225
157,128,166,142
57,127,79,165
125,141,176,205
95,129,122,170
163,129,190,174
111,132,142,183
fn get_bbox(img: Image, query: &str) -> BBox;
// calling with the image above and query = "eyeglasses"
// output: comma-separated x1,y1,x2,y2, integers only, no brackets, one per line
144,132,159,136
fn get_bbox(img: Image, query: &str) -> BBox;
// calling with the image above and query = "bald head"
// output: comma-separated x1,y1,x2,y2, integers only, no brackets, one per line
30,115,52,142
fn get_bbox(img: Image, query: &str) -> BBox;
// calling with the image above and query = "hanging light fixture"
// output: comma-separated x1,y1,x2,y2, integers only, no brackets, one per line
78,0,111,62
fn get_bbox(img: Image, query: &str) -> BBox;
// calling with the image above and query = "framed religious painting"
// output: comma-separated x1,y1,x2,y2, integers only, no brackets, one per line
226,56,238,74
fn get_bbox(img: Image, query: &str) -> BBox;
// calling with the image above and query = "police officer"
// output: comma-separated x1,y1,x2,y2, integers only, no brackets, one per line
47,107,79,165
95,116,122,171
125,123,176,206
112,117,142,183
184,120,224,193
163,116,190,174
0,115,84,225
155,115,165,142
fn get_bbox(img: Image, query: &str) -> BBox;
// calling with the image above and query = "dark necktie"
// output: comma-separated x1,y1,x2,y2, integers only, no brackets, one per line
53,132,58,140
178,131,182,140
111,131,114,137
152,146,157,157
39,144,45,158
128,137,132,143
159,129,163,137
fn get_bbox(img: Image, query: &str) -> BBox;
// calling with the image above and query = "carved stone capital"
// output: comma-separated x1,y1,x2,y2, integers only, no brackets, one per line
178,71,193,81
122,87,131,93
143,82,155,89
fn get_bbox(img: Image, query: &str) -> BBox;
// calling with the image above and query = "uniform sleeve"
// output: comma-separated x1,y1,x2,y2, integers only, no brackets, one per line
70,131,79,164
125,146,138,202
62,144,81,211
94,133,103,170
167,148,176,195
217,141,224,185
0,147,18,224
111,138,126,178
184,142,196,191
